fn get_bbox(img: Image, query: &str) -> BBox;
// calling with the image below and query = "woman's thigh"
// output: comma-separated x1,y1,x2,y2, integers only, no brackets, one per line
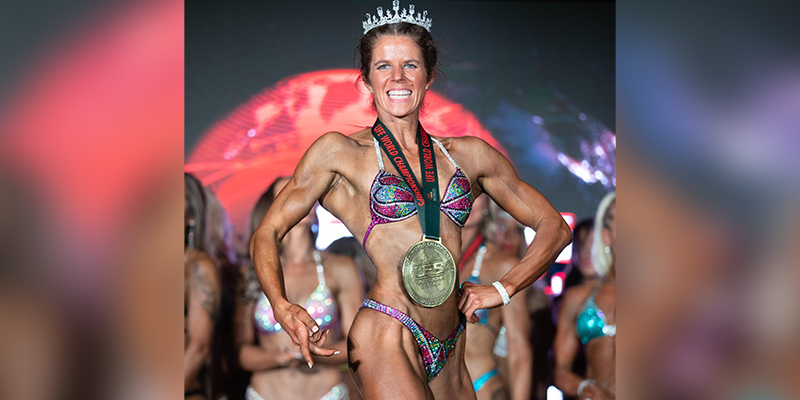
348,308,433,400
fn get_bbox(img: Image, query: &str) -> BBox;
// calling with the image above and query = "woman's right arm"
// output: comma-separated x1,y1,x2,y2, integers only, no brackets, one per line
249,132,349,368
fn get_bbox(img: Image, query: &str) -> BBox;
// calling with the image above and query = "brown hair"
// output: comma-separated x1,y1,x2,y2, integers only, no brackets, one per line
185,172,208,251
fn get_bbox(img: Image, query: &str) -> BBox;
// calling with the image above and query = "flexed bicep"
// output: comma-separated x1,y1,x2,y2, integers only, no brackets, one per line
468,138,562,231
253,132,346,244
458,136,571,296
249,132,352,368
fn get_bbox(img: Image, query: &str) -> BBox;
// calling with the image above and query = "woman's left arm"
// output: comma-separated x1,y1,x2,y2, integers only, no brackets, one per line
458,137,571,320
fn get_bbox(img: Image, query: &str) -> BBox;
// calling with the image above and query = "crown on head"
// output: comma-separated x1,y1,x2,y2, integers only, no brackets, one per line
362,0,432,35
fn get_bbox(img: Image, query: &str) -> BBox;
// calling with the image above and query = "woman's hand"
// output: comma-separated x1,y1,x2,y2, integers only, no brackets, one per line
458,281,505,323
273,303,339,368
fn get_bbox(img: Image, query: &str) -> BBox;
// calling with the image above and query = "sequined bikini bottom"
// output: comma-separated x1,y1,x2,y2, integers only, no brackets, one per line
360,298,465,382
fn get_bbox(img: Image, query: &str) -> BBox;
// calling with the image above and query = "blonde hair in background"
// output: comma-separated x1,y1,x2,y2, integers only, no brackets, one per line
591,191,616,276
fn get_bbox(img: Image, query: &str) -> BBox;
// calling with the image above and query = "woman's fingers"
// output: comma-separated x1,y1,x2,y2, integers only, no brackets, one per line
295,307,321,341
309,344,338,356
460,292,477,321
458,281,473,309
310,330,340,356
465,301,482,323
308,329,329,347
459,283,507,322
292,323,314,368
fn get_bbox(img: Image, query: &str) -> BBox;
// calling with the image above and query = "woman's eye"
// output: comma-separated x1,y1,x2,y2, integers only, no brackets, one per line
377,64,389,70
405,64,418,69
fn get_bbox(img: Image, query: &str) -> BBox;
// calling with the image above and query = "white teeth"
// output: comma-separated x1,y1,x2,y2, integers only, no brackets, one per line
388,89,411,99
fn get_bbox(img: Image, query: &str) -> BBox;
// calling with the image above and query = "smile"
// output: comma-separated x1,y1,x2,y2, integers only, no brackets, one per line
387,89,412,100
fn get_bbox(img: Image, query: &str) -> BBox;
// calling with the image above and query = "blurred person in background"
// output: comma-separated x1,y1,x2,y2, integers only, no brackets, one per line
0,171,69,400
554,192,616,400
563,218,600,291
205,189,242,400
235,177,363,400
458,195,533,400
185,173,223,400
548,217,599,384
327,236,376,294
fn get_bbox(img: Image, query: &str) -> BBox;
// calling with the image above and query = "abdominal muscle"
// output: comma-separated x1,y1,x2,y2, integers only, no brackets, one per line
250,333,343,400
359,215,465,338
318,133,472,390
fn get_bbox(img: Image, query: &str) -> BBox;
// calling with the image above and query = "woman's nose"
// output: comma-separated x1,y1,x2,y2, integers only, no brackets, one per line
391,67,405,81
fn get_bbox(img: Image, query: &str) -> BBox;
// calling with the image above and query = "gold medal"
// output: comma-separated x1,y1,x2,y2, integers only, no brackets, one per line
402,238,456,308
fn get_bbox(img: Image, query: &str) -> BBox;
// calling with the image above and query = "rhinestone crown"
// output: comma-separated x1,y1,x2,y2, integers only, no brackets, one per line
362,0,432,35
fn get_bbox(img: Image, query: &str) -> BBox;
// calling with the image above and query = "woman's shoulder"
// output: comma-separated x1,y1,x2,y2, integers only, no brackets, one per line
316,128,373,146
435,135,493,153
434,135,500,175
303,129,375,162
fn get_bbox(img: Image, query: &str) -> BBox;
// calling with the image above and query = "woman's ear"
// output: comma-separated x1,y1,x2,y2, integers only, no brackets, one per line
602,227,613,249
361,76,373,94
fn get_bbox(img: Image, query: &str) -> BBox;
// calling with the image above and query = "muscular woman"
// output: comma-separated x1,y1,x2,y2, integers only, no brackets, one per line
250,3,571,399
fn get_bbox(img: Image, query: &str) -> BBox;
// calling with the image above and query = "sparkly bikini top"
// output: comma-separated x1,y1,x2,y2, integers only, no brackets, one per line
254,252,339,336
576,284,616,345
363,136,473,247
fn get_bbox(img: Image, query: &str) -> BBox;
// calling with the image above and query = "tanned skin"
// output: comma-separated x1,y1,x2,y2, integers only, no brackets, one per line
251,35,571,400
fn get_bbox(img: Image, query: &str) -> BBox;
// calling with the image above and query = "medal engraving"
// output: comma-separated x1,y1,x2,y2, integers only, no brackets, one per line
402,240,456,307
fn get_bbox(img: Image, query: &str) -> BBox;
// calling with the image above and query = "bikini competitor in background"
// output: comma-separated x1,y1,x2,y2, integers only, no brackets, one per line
185,173,222,400
250,2,571,398
554,192,616,400
235,177,363,400
459,195,533,400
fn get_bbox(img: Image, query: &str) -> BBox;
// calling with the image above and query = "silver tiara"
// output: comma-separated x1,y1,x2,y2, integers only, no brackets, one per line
362,0,432,34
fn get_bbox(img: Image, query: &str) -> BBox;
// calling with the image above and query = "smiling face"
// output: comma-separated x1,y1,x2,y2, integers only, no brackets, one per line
364,35,433,120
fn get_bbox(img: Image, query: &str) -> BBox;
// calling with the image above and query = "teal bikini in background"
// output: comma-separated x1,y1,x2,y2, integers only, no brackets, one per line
576,284,616,345
466,244,500,393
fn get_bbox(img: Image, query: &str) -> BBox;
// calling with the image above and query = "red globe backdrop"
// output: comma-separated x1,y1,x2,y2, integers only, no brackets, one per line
186,69,506,237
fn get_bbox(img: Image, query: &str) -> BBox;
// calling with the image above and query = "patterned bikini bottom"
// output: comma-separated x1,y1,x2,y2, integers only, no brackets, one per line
360,298,466,382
